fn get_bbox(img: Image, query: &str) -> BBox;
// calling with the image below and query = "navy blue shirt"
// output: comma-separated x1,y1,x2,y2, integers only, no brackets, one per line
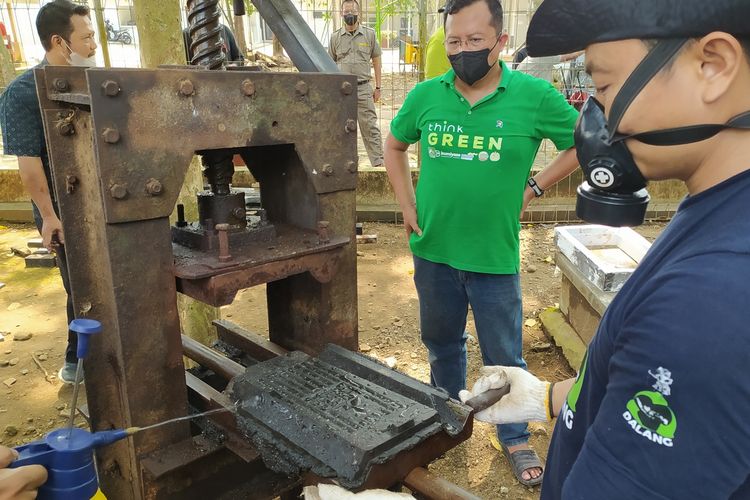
0,60,55,202
543,170,750,499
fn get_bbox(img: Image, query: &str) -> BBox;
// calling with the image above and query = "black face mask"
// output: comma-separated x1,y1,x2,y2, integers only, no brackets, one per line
344,14,358,26
448,38,499,86
574,38,750,227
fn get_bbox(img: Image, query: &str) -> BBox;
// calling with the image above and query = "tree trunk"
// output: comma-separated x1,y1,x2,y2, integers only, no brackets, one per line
0,37,15,89
132,0,220,346
272,34,284,58
234,15,247,58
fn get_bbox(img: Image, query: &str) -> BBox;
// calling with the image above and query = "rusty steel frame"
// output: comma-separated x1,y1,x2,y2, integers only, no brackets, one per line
35,62,359,499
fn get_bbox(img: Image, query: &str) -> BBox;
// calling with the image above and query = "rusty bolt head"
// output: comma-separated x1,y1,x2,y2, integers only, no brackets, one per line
179,79,195,96
145,178,163,196
232,207,246,220
53,78,69,92
241,79,255,97
102,80,120,97
295,80,309,97
345,119,357,133
110,183,128,200
215,223,230,232
341,81,353,95
57,122,75,136
346,160,357,174
322,164,334,176
102,128,120,144
318,220,330,229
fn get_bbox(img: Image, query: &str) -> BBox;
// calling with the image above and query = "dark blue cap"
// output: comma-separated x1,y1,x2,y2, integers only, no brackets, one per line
70,319,102,358
527,0,750,57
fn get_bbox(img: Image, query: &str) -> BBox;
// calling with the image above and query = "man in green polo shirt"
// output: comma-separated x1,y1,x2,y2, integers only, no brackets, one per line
384,0,579,487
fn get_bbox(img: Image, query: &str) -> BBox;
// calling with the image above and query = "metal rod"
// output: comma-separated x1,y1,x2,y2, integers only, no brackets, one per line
91,0,112,68
181,334,245,379
213,319,287,361
66,359,84,441
403,467,481,500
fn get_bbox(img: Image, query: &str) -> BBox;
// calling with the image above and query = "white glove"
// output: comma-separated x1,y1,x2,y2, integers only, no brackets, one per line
459,366,551,424
304,484,415,500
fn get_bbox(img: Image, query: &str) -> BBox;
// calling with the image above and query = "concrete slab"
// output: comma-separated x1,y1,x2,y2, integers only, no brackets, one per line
540,308,586,371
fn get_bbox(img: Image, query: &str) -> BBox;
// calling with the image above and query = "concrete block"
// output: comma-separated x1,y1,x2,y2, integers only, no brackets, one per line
555,225,651,292
562,275,602,345
556,253,615,316
540,308,586,371
24,254,57,268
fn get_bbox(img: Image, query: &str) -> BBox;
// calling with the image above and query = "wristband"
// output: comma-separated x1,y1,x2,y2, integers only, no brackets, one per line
547,381,556,420
528,177,544,197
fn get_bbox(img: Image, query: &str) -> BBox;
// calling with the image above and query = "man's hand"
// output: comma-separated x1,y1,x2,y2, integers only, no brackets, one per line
520,186,535,220
41,215,64,251
0,446,47,500
459,366,551,424
402,205,422,239
373,88,381,103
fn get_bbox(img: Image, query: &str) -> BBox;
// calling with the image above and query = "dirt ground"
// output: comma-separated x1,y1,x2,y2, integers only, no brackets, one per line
0,221,664,499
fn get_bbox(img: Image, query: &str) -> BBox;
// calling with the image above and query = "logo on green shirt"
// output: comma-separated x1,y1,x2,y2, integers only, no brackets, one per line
426,120,503,162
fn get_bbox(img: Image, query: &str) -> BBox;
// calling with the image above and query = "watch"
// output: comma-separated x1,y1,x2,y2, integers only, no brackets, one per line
528,177,544,197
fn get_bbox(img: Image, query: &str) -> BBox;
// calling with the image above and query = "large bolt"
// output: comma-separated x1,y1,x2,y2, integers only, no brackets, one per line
317,220,330,244
102,80,120,97
145,178,163,196
346,160,357,174
215,223,232,262
322,164,334,176
110,183,128,200
295,80,309,97
232,207,246,220
53,78,69,92
341,81,353,95
241,79,255,97
57,122,74,136
179,79,195,96
345,119,357,133
65,175,78,194
102,128,120,144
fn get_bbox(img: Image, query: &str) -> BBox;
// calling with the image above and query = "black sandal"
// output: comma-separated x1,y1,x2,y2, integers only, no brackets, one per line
496,438,544,487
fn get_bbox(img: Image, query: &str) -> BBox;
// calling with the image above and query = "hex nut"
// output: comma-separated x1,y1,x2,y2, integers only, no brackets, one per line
241,79,255,97
53,78,69,92
102,128,120,144
110,184,128,200
102,80,120,97
179,79,195,96
145,178,163,196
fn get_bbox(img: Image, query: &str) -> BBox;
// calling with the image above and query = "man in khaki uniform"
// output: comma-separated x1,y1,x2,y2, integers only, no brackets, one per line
329,0,384,167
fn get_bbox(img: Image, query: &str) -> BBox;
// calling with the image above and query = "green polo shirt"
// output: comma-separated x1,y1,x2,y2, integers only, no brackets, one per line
390,62,578,274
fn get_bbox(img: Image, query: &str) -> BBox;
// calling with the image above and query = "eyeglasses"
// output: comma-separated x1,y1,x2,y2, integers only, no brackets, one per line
444,37,493,52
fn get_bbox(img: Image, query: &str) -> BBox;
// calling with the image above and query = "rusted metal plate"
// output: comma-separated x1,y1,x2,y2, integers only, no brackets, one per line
39,65,91,105
80,67,357,224
175,229,348,306
173,224,348,279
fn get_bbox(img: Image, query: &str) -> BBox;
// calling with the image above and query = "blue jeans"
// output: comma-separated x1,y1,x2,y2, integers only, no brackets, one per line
413,255,529,446
32,203,77,364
